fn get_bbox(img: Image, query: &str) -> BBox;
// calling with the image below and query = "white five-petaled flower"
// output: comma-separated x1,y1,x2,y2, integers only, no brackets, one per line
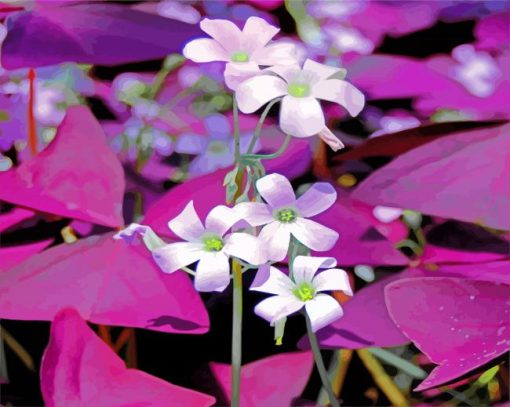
235,59,365,151
251,256,352,332
235,173,339,262
152,201,266,292
183,17,298,90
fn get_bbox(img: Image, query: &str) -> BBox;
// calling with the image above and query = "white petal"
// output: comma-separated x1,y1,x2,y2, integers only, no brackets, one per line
312,79,365,117
223,232,266,265
252,43,299,66
205,205,243,237
224,61,261,91
241,16,279,52
292,255,337,285
168,201,205,242
250,264,295,296
266,64,300,82
295,182,337,218
182,38,229,63
254,295,304,324
235,75,287,114
200,18,242,53
194,252,231,292
318,127,345,152
279,95,325,137
305,294,344,332
303,59,344,80
313,268,353,296
152,242,205,273
234,202,273,226
113,223,166,252
289,218,339,252
258,221,291,262
256,173,296,209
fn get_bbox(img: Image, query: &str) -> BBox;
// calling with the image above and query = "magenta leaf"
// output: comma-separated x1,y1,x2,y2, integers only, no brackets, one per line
0,106,125,227
0,232,209,334
0,240,52,272
2,3,201,68
41,309,215,406
210,351,313,406
352,123,510,231
385,277,510,391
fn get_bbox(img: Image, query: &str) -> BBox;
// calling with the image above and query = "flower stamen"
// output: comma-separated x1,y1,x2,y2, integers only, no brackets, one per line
276,208,297,223
293,283,315,302
231,51,250,63
202,235,224,252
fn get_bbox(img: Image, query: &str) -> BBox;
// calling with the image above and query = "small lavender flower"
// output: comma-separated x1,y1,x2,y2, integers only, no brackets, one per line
235,173,338,261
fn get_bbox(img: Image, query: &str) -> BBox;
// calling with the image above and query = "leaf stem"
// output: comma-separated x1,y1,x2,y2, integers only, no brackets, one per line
247,98,281,154
305,313,340,407
231,259,243,407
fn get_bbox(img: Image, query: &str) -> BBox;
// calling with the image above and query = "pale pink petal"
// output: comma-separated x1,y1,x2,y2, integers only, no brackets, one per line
168,201,205,242
200,18,242,53
289,218,339,252
205,205,243,237
292,255,337,285
256,173,296,208
224,61,261,91
113,223,165,251
255,295,304,324
313,269,352,296
152,242,205,273
258,221,291,262
194,252,230,292
241,16,279,52
267,64,300,82
251,42,298,66
303,59,344,80
313,79,365,117
234,202,273,226
235,75,287,113
182,38,229,62
318,127,345,151
223,232,266,265
250,265,294,296
280,95,325,137
295,182,337,218
305,294,344,332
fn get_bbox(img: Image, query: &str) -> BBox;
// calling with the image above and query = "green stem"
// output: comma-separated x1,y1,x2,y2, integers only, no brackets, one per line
231,260,243,407
247,98,281,154
247,133,292,160
233,98,241,162
305,313,340,407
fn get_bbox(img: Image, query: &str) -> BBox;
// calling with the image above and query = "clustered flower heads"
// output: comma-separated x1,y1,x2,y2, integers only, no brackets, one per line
117,173,351,331
184,16,365,151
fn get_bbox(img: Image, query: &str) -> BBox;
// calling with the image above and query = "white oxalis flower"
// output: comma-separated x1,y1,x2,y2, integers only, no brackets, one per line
183,16,298,90
152,201,266,292
235,59,365,150
235,173,339,262
251,256,352,332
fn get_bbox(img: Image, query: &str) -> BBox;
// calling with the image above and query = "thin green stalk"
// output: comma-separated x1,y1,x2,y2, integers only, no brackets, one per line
305,313,340,407
247,133,292,160
247,98,281,154
231,261,243,407
233,98,240,162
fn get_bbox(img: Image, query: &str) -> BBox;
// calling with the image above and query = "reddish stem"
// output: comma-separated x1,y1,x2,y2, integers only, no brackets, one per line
27,68,37,156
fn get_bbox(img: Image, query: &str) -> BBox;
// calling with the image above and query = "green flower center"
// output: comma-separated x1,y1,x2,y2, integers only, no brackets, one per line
208,141,228,154
202,235,224,252
287,83,310,98
293,283,315,302
276,208,297,223
231,51,250,63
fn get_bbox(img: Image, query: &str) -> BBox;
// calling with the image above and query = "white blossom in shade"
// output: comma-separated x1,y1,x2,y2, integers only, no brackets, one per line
251,256,352,332
182,17,298,90
235,59,365,150
234,173,339,262
151,201,266,292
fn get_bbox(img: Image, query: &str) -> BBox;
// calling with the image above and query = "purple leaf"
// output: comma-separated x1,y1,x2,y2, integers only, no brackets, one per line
0,240,52,272
2,3,201,68
352,123,510,231
385,277,510,391
0,106,125,227
0,232,209,334
41,309,215,406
